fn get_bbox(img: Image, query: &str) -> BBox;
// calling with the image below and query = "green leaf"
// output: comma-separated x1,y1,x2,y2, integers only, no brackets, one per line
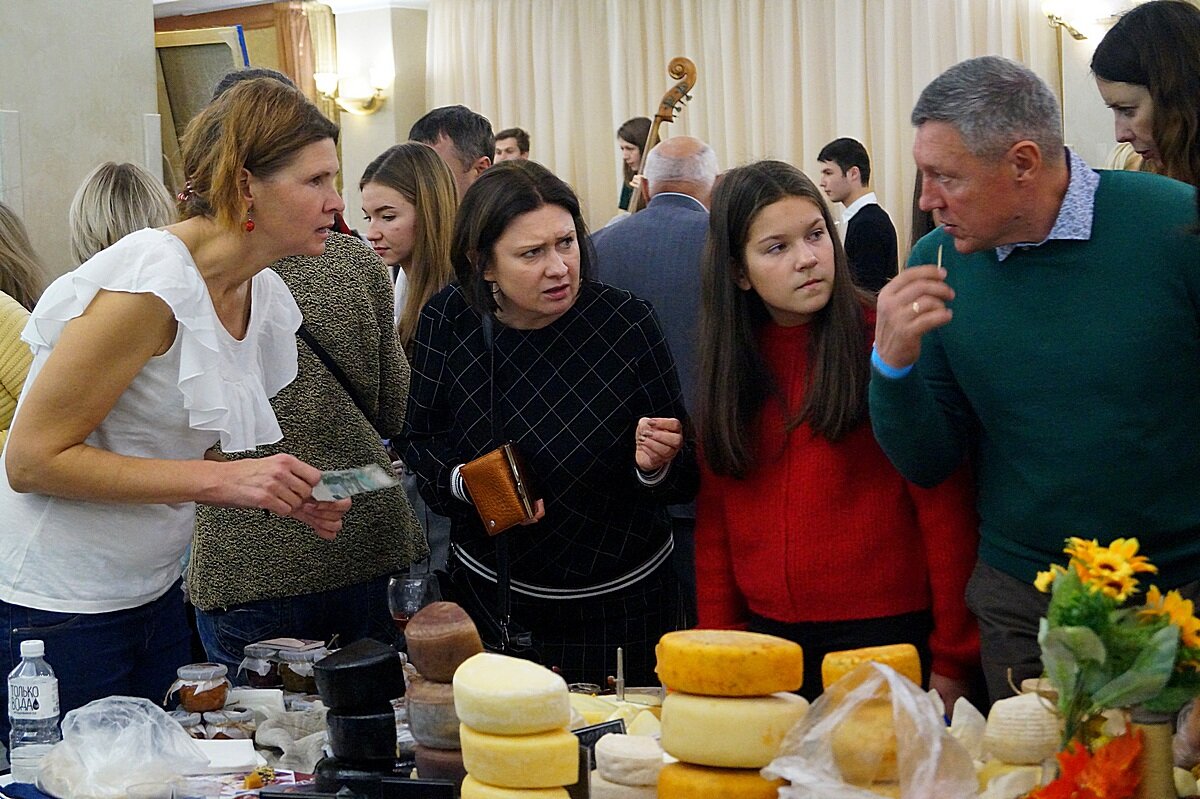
1091,625,1179,709
1040,620,1108,704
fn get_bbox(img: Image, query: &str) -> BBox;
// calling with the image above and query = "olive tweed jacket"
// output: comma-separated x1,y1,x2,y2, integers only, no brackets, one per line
189,233,426,610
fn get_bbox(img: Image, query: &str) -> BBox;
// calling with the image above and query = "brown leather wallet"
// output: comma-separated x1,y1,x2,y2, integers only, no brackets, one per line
460,442,540,535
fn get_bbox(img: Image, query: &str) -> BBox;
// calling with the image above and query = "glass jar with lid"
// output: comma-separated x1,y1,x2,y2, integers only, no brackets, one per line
277,648,328,694
170,663,231,713
203,706,256,740
169,709,206,739
239,643,282,688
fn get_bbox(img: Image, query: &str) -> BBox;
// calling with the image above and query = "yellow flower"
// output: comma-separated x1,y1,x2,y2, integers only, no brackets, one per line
1035,565,1066,593
1105,537,1158,576
1067,537,1157,601
1140,585,1200,649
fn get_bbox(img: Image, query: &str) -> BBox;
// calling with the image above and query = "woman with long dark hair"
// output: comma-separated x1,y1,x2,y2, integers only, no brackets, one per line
616,116,652,212
693,160,978,706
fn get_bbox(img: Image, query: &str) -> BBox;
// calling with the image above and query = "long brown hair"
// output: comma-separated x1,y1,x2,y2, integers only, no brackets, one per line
1092,1,1200,195
360,142,459,353
0,202,45,311
697,160,871,479
617,117,652,184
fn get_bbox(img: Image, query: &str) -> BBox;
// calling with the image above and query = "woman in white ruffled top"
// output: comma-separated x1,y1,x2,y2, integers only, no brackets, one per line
0,78,351,729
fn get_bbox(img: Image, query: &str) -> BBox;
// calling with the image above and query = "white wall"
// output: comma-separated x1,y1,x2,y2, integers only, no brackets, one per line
0,1,159,279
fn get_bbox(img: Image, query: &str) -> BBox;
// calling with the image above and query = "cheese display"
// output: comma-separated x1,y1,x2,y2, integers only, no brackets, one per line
453,653,571,735
405,602,485,682
655,630,803,696
589,771,657,798
406,672,460,749
460,775,570,798
982,692,1062,765
829,698,898,785
414,744,467,785
625,709,660,737
656,762,785,798
458,724,579,789
659,691,809,768
567,692,662,727
821,643,922,689
594,733,662,786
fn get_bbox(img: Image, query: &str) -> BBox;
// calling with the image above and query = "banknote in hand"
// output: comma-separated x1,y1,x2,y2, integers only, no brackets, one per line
311,463,400,501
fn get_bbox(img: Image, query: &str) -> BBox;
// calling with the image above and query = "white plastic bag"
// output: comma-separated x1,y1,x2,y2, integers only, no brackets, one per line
764,663,979,799
37,696,209,799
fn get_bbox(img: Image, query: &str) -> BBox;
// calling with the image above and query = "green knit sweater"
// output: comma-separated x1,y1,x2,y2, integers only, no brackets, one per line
871,170,1200,586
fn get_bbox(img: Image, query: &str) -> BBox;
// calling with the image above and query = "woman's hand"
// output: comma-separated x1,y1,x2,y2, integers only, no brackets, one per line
288,498,352,540
635,417,684,472
209,454,324,515
519,498,546,526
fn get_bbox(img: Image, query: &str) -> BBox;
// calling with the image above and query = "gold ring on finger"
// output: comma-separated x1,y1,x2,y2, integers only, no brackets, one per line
912,300,921,316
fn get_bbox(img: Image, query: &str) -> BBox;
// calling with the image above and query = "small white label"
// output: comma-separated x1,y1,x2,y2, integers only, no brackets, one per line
8,677,58,720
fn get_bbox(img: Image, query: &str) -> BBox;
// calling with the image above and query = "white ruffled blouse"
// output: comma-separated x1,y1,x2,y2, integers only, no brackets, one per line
0,228,302,613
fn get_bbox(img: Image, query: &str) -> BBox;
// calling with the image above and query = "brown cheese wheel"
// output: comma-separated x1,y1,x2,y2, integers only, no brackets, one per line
414,743,467,785
407,672,461,749
405,601,484,682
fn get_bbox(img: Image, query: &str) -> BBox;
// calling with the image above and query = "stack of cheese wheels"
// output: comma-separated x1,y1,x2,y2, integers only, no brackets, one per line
589,732,662,798
821,643,922,797
403,602,484,787
655,630,808,798
453,652,578,798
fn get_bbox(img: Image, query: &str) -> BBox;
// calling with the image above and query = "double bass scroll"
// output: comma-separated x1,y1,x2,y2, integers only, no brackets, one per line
627,57,698,215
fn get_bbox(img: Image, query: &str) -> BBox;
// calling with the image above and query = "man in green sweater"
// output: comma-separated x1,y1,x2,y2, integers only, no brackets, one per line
870,55,1200,703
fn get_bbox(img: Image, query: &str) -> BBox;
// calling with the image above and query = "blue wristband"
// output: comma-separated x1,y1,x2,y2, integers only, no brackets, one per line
871,346,914,379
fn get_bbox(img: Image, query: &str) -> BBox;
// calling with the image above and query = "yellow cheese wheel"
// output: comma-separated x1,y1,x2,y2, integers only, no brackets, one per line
453,652,570,735
655,630,803,696
460,775,569,798
657,762,784,799
459,724,579,789
659,690,808,768
821,643,922,689
830,699,898,785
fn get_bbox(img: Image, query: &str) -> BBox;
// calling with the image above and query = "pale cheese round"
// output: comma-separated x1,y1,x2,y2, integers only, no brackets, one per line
594,733,662,786
655,630,803,696
660,691,808,769
657,762,784,799
460,775,569,798
459,724,579,789
589,771,657,799
453,652,570,735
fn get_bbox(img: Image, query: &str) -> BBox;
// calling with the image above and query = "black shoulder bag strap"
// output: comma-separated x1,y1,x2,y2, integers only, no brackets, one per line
297,322,380,437
481,313,529,655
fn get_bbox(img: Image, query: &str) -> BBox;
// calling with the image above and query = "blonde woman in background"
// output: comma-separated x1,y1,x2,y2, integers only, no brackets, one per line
360,141,459,355
68,161,176,265
0,201,45,312
0,203,44,451
360,141,458,573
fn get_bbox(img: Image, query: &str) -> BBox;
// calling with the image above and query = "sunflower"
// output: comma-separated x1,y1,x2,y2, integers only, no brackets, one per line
1140,585,1200,649
1035,564,1067,593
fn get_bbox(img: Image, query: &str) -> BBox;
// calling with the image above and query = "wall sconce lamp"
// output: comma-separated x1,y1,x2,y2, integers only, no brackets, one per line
1042,0,1089,40
314,70,389,116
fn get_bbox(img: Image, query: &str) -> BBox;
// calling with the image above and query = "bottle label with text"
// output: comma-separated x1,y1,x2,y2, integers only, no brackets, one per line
9,677,59,720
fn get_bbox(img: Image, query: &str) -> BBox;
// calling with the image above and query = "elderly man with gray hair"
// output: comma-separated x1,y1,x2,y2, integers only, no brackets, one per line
591,135,718,626
869,56,1200,703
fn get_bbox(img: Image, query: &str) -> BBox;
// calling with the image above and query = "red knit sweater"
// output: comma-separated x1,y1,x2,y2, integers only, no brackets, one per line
695,319,980,679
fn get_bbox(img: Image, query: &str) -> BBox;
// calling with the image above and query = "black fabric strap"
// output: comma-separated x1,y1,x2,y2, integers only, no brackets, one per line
297,323,379,436
482,313,516,651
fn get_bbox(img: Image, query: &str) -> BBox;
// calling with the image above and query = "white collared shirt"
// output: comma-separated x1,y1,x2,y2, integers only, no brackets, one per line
841,191,879,231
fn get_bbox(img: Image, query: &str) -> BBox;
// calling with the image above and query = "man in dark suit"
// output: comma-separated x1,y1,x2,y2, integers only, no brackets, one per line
590,135,718,627
818,137,898,293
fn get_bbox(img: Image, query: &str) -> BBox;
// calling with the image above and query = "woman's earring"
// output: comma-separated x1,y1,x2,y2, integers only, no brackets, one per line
244,210,255,233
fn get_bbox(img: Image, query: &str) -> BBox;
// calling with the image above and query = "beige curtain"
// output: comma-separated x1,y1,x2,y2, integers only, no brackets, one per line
427,0,1059,245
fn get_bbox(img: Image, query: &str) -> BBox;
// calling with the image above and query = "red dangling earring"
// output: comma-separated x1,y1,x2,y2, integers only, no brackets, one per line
244,212,255,233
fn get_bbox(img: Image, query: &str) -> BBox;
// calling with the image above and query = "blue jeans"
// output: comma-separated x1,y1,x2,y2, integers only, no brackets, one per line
0,582,191,742
194,575,394,680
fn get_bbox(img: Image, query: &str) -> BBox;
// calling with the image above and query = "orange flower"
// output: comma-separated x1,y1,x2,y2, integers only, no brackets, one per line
1029,731,1143,799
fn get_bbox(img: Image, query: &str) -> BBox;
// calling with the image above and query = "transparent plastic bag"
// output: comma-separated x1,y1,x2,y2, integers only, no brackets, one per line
36,696,209,799
764,663,979,799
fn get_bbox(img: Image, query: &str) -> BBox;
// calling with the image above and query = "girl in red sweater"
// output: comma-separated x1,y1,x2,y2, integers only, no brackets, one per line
694,160,979,708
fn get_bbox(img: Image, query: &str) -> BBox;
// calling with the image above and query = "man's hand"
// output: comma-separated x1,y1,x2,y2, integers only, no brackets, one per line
875,265,955,370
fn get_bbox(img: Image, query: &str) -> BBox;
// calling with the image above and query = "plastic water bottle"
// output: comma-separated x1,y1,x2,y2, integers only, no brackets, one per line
7,639,61,783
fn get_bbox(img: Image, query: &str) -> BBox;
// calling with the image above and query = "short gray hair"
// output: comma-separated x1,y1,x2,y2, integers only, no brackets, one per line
69,162,176,265
643,142,718,187
912,56,1064,162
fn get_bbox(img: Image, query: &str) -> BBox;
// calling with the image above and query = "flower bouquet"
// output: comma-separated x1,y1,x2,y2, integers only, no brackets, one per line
1026,537,1200,799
